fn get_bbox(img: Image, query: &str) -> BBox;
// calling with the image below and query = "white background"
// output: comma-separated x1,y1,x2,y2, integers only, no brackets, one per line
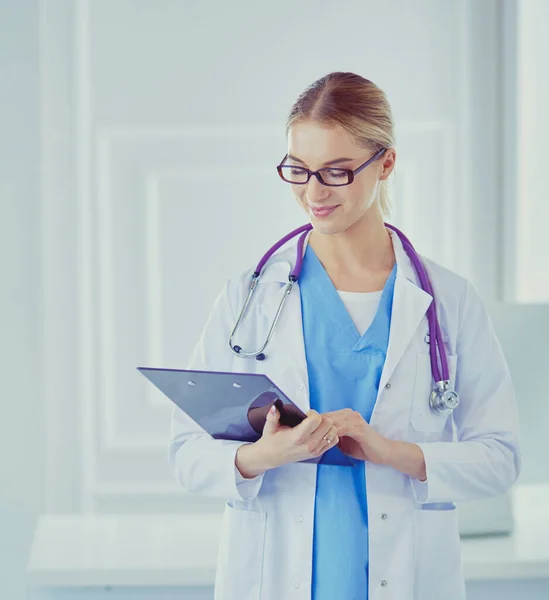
1,0,547,598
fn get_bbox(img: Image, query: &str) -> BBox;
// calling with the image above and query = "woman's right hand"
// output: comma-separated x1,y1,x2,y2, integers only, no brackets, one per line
235,403,339,478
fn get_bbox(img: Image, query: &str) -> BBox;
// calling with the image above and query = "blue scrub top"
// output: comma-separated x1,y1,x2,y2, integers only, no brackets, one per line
299,244,397,600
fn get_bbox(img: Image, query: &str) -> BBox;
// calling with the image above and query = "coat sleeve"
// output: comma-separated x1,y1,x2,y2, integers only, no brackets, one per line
168,279,265,502
411,279,522,504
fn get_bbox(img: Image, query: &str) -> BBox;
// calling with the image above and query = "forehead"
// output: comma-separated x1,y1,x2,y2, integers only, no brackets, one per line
287,121,361,164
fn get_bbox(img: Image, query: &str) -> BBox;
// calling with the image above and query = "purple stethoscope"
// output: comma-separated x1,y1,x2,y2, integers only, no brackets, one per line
228,223,460,417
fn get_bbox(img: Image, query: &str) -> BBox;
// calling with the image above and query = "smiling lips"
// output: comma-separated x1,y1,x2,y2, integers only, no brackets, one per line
310,205,339,218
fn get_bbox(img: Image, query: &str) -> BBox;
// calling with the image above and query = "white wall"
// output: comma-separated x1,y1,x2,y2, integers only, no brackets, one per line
516,0,549,302
0,1,46,599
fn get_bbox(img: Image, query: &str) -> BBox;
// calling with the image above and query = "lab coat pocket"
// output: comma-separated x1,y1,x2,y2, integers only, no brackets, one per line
410,353,458,433
413,506,465,600
215,503,267,600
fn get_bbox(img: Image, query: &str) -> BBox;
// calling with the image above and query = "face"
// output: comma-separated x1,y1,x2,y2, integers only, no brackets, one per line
285,121,396,235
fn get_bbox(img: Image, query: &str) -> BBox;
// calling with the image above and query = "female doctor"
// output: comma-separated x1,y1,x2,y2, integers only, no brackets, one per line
169,72,521,600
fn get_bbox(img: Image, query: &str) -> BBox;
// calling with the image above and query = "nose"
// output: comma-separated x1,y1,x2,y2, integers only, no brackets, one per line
306,175,330,203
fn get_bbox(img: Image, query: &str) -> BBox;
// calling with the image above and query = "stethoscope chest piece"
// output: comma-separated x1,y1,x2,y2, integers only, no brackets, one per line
430,380,460,416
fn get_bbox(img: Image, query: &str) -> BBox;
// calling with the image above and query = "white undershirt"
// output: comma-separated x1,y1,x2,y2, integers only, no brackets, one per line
336,290,383,337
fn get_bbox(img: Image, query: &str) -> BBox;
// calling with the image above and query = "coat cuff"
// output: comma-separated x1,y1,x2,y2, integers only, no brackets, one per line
410,442,435,503
235,460,266,500
225,441,266,501
171,437,266,502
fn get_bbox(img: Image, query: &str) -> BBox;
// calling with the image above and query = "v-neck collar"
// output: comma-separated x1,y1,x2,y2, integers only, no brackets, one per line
301,245,397,353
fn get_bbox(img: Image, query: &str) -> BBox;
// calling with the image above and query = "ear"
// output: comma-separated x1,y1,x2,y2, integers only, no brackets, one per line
379,148,396,181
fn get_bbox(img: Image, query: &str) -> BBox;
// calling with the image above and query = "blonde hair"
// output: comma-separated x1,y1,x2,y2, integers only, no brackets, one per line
285,72,395,219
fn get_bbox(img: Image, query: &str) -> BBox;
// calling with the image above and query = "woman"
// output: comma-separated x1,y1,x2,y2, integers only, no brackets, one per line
169,72,521,600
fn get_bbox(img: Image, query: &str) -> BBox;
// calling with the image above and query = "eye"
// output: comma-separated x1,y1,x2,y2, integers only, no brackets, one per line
328,170,347,178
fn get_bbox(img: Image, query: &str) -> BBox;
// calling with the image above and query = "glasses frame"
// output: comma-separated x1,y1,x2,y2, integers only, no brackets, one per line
276,147,387,187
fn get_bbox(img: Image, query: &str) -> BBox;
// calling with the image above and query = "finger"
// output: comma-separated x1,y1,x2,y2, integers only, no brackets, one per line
336,424,362,438
262,403,281,435
325,425,339,445
295,410,323,438
336,425,353,437
310,425,339,455
311,422,336,446
323,432,339,448
333,412,363,428
320,415,334,428
321,432,340,453
323,409,352,417
322,411,343,422
322,411,355,425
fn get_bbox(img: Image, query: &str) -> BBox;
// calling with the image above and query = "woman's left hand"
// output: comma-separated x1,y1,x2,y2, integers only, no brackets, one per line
324,409,392,465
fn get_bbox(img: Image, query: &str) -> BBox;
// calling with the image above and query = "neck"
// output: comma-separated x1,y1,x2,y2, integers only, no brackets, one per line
308,211,395,277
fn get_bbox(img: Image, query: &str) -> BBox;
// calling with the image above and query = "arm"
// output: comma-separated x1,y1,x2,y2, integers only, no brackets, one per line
168,279,266,502
384,441,427,482
408,280,522,504
235,442,273,479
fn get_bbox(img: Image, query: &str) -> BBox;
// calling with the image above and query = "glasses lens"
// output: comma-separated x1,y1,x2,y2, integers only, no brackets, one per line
279,165,309,184
319,169,351,186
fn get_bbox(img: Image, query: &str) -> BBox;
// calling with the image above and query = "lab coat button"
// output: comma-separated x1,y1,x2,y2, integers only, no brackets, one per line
294,582,301,589
381,580,388,587
296,515,304,522
381,513,388,520
385,383,391,390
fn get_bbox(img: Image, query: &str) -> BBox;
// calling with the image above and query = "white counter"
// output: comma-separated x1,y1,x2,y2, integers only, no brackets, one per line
26,484,549,597
461,484,549,581
27,512,222,588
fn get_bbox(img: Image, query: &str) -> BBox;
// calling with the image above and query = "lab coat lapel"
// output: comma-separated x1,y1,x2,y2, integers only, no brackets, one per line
378,274,432,391
378,231,433,391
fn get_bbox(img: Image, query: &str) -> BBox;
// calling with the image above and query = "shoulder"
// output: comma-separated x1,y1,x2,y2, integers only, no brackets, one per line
419,256,491,347
421,256,468,294
419,255,477,312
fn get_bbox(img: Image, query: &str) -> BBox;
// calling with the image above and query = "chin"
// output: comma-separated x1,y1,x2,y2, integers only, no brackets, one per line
310,218,346,236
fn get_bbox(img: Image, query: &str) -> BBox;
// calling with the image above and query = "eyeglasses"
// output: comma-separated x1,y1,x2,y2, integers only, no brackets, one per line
276,147,386,187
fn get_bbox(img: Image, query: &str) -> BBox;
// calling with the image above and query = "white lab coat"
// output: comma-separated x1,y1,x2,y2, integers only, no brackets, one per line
169,229,521,600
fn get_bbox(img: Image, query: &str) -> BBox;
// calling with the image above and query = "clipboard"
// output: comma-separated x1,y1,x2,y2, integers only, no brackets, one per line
138,367,356,467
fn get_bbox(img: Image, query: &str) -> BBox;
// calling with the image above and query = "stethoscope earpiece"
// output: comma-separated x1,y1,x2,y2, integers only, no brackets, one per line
234,345,265,361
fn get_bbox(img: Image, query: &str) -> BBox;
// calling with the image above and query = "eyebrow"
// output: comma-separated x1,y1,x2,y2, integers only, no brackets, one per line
287,154,354,166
